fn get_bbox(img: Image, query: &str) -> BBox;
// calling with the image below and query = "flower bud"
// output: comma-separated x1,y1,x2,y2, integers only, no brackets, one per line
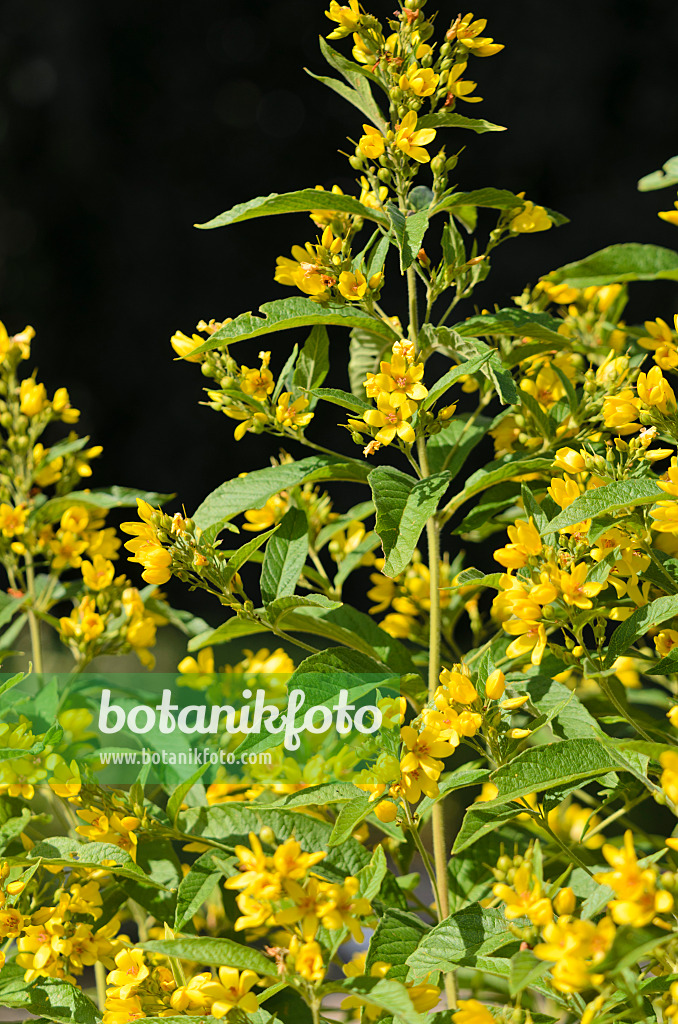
501,695,529,711
375,800,397,823
485,669,505,700
553,886,575,915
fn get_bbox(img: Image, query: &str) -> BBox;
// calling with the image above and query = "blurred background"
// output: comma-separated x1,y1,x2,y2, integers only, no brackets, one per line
1,0,678,632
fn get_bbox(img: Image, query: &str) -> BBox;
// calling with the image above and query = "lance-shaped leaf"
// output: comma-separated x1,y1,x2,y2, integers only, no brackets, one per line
426,415,491,477
293,325,330,399
366,909,427,981
12,838,170,887
442,455,554,519
322,977,425,1024
189,297,398,355
260,507,309,605
406,905,517,978
416,112,506,132
421,352,491,410
369,466,451,577
31,487,175,526
605,595,678,667
311,387,372,413
309,37,387,129
195,188,388,230
0,977,101,1024
489,738,628,803
435,187,523,212
545,478,665,534
452,307,566,344
141,937,275,975
544,242,678,287
174,849,230,931
638,155,678,192
386,203,430,271
193,455,369,532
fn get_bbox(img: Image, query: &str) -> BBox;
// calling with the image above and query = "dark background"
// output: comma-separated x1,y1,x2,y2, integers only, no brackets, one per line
1,0,678,528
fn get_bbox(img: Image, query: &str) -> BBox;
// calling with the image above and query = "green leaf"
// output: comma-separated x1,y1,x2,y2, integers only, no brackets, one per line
191,601,419,676
0,978,101,1024
490,738,629,803
166,762,210,826
328,794,372,848
453,307,566,344
446,455,554,517
348,328,389,397
449,568,504,589
638,156,678,192
323,978,425,1024
545,479,664,533
222,526,280,587
195,188,388,230
544,242,678,287
436,188,522,213
510,675,600,740
595,924,674,974
312,387,372,413
276,782,365,807
193,455,369,531
406,905,516,978
416,112,506,133
174,850,229,931
260,507,309,605
12,837,169,887
369,466,450,577
178,802,372,880
418,766,490,817
421,353,491,410
32,487,174,526
141,937,275,975
386,204,430,271
190,297,398,356
605,595,678,667
366,909,427,982
426,416,491,478
294,325,330,399
315,37,387,126
509,950,550,997
265,593,342,625
452,801,528,854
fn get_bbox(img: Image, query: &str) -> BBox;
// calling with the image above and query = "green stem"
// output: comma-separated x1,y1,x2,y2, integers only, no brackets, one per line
24,551,43,674
95,961,107,1013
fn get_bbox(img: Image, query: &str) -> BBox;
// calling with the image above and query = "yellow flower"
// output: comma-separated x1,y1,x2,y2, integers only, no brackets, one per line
655,629,678,657
276,392,313,431
504,618,547,665
76,808,140,861
399,63,440,97
638,317,678,370
553,447,587,474
121,500,172,584
325,0,360,39
0,503,28,538
493,517,542,568
660,750,678,804
485,669,505,700
659,200,678,226
437,667,478,705
81,554,116,591
240,360,275,401
52,386,79,423
60,596,105,644
288,936,325,983
19,378,47,416
365,350,428,407
170,330,203,361
363,393,417,446
394,111,436,163
400,725,455,802
637,364,676,413
594,830,673,926
275,245,332,298
450,13,504,56
243,492,289,532
603,390,641,434
444,62,482,103
509,200,552,233
452,999,495,1024
494,863,553,926
178,647,215,684
338,270,368,301
358,125,385,159
534,915,615,993
558,562,604,610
